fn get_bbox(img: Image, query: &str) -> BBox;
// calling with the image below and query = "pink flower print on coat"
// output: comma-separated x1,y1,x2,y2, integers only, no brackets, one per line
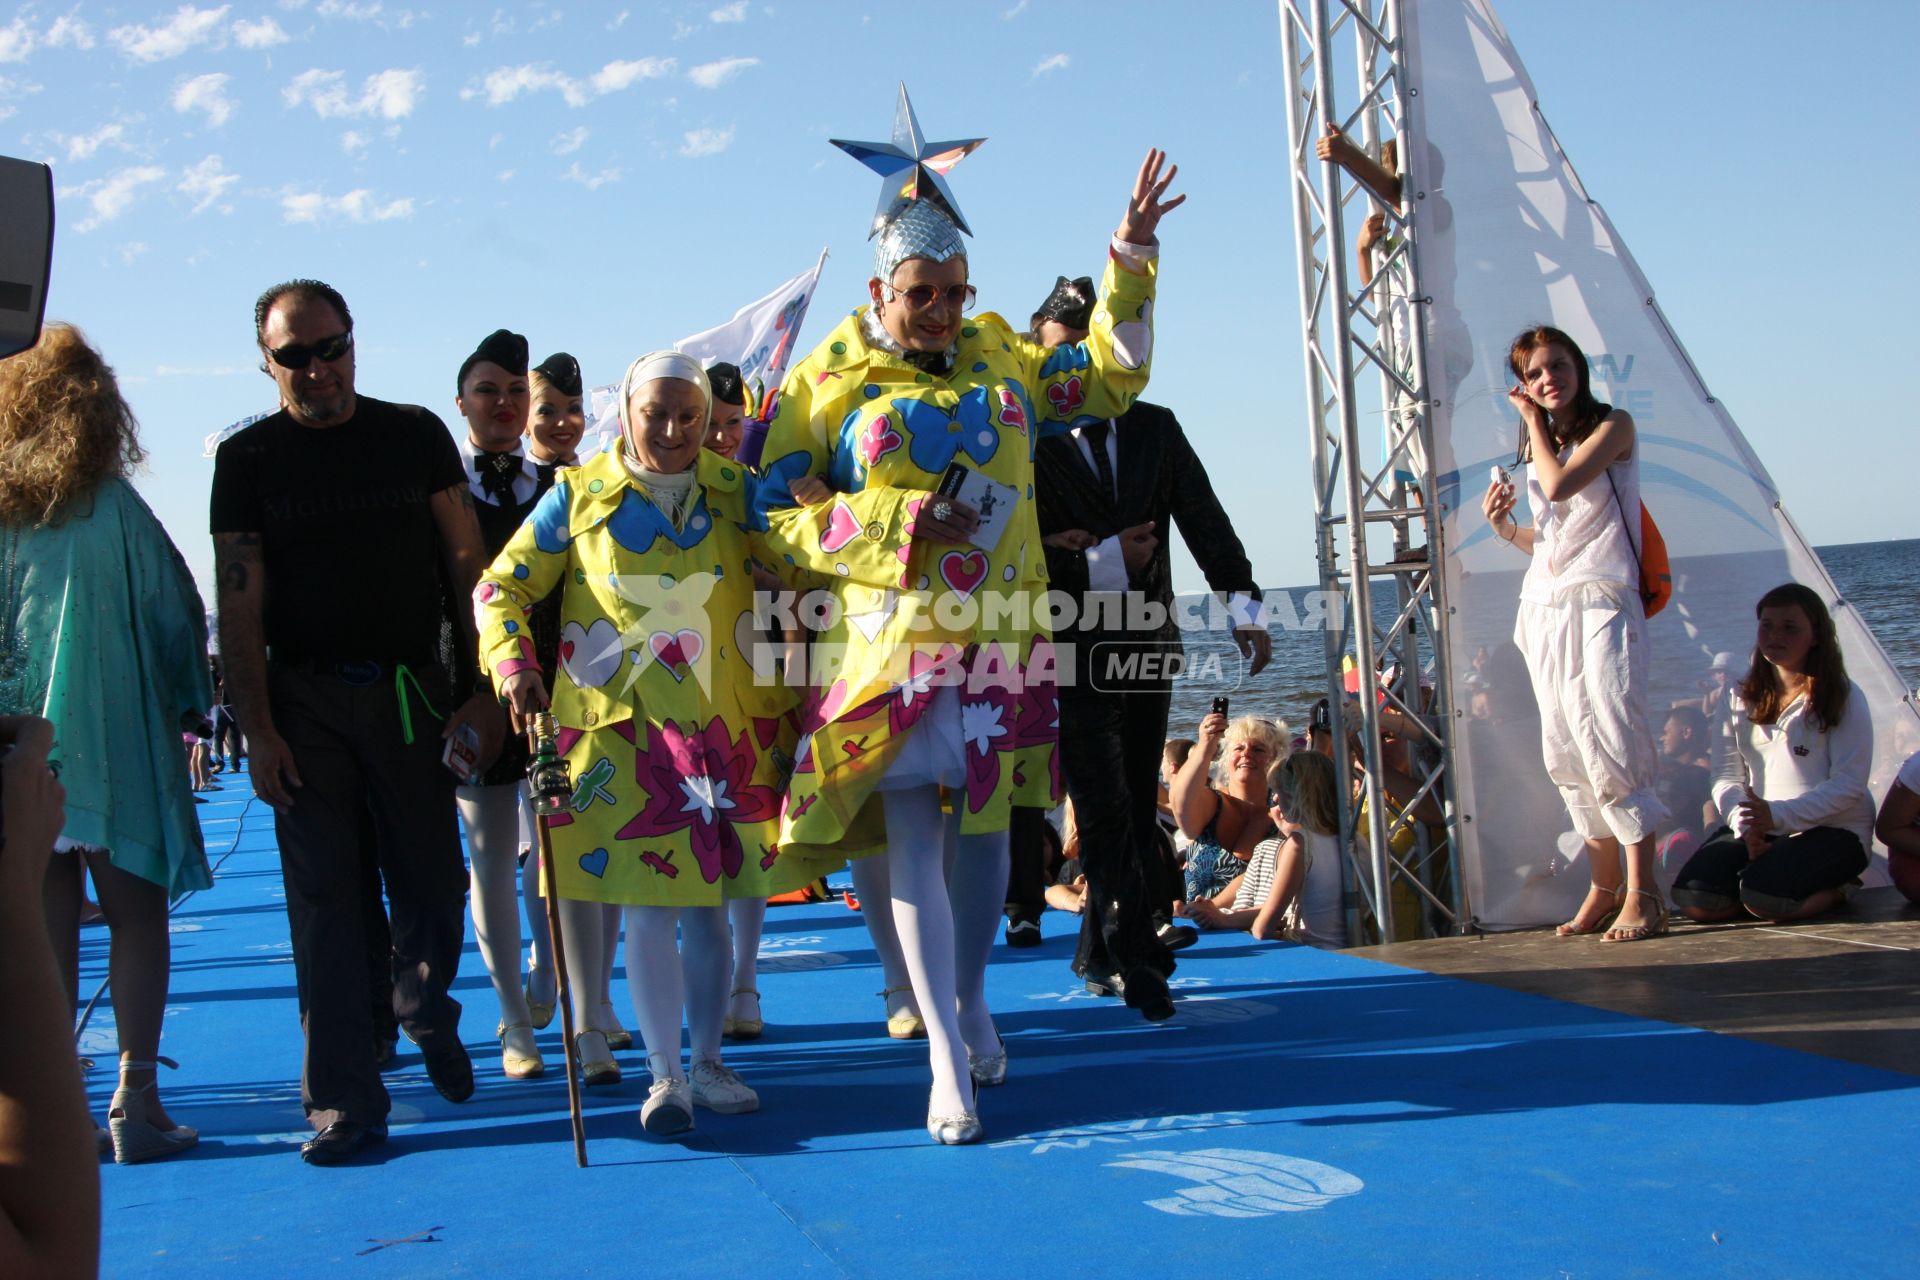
1013,638,1063,797
996,387,1030,437
861,413,904,467
1045,376,1085,420
960,669,1018,814
615,718,780,884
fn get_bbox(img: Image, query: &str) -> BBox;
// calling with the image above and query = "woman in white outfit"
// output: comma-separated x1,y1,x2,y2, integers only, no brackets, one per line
1482,326,1669,942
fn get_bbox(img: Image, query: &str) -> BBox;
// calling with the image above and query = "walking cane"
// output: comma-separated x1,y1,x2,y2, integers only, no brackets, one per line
526,711,588,1167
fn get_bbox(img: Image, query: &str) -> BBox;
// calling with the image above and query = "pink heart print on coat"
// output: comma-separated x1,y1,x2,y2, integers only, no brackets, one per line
648,629,705,680
820,499,862,553
939,550,989,600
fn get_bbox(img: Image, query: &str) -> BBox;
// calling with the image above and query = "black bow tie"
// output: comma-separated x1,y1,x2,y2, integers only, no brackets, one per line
475,450,522,503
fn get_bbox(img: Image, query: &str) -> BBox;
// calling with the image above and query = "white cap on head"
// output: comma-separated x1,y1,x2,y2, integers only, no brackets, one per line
1709,651,1737,671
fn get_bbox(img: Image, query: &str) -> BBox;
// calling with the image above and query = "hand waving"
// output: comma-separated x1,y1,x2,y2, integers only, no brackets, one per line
1117,149,1186,245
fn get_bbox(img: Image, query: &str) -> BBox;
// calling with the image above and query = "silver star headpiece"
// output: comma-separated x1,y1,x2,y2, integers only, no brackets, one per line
831,83,986,240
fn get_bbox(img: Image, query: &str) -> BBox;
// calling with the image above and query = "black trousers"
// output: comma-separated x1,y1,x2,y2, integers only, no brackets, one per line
1060,681,1176,981
269,663,468,1129
1672,825,1867,916
1006,806,1050,921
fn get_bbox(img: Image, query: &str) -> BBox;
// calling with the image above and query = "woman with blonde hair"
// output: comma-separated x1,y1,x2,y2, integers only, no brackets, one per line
1171,713,1284,904
0,324,213,1162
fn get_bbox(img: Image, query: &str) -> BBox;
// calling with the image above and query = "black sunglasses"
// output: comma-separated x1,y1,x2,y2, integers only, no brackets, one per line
264,330,353,370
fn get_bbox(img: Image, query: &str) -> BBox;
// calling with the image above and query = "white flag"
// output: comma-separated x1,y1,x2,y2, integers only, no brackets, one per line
580,249,829,459
203,410,275,458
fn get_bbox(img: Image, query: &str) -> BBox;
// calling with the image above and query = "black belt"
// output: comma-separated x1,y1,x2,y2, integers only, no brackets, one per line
274,657,434,686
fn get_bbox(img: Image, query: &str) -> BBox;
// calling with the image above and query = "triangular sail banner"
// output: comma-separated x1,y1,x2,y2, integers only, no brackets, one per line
1403,0,1919,926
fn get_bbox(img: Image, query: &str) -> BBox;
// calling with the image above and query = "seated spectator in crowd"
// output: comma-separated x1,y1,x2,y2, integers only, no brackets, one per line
1046,804,1088,915
1190,752,1347,947
1654,704,1715,869
1699,650,1738,723
1171,713,1283,904
1673,585,1874,924
1873,750,1920,904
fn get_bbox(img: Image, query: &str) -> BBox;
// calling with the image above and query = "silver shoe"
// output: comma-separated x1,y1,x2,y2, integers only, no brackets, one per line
926,1086,983,1145
926,1109,984,1145
967,1040,1008,1089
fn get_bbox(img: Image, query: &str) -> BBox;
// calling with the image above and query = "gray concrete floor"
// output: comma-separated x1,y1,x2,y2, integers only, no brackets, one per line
1349,887,1920,1078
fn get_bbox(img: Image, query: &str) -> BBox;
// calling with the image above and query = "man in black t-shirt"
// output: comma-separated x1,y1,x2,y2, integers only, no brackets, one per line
210,278,505,1166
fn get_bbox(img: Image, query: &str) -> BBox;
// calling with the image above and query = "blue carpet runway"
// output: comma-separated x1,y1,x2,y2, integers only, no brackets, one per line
85,784,1920,1277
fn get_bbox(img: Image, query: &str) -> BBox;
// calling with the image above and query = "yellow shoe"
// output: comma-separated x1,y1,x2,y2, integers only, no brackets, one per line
724,988,764,1041
499,1022,545,1079
881,986,925,1040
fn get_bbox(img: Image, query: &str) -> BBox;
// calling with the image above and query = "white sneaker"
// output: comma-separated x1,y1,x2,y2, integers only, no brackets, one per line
640,1077,694,1135
688,1059,760,1114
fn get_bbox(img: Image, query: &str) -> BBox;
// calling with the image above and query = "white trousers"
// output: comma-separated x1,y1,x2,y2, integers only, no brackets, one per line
1514,584,1666,845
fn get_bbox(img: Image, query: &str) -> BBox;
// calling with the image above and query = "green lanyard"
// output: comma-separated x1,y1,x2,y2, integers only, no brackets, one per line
393,664,445,745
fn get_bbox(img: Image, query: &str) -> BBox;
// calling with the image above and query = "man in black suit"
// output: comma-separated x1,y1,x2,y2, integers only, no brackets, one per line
1026,276,1270,1021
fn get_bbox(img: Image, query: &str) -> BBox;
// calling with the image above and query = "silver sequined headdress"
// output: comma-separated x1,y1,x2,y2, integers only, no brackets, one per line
831,84,985,281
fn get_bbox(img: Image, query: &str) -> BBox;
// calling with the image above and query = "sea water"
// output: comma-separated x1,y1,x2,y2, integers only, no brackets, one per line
1164,538,1920,740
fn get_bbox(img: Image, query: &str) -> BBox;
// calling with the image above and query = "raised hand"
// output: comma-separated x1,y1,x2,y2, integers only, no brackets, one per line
1117,148,1186,245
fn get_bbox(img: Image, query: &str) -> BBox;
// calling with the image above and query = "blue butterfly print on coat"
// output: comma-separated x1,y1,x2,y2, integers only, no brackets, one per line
605,487,718,554
894,387,1002,475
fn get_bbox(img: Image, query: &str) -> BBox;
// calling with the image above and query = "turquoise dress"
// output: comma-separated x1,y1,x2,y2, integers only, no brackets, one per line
0,478,213,898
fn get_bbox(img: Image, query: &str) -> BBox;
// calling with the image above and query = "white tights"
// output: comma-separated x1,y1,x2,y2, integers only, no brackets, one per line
456,784,534,1027
624,904,730,1082
880,785,1008,1118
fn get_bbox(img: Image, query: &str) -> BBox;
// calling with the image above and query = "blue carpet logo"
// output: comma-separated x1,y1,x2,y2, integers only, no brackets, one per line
1111,1149,1364,1218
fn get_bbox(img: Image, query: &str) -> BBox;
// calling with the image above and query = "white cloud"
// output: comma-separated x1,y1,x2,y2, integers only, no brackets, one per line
60,165,168,232
461,31,481,47
117,242,150,265
1030,53,1069,78
495,168,514,182
550,125,588,155
156,364,240,376
61,123,126,162
608,9,629,30
709,1,747,22
688,56,756,89
108,5,232,64
173,72,236,127
590,57,673,95
46,16,96,50
679,126,733,158
341,129,369,154
0,75,39,120
561,161,619,190
0,18,35,62
283,67,423,119
233,16,290,48
315,1,414,26
280,187,414,224
1003,0,1028,17
178,154,238,213
466,57,672,109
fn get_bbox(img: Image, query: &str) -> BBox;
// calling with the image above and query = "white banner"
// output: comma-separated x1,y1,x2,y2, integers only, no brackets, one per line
1405,0,1919,925
581,249,829,459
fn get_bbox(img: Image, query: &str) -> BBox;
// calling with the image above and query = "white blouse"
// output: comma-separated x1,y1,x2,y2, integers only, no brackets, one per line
1710,681,1874,847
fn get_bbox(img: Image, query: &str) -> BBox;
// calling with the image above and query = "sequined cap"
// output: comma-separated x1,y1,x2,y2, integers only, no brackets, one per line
872,200,967,282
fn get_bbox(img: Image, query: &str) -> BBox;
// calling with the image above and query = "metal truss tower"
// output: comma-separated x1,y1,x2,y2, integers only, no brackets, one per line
1277,0,1470,941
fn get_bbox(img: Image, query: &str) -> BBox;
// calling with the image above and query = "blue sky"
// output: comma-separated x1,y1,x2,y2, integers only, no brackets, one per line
6,0,1916,602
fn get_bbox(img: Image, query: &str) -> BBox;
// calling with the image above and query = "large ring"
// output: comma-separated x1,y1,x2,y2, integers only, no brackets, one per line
931,500,954,522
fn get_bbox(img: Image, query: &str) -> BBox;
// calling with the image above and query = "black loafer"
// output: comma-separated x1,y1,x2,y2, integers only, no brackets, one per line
417,1033,474,1103
1158,924,1199,952
1082,970,1125,998
1121,966,1176,1022
300,1120,387,1166
1005,918,1042,949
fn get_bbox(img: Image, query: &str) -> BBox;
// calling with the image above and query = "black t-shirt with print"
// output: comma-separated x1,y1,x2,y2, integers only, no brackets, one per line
210,395,466,667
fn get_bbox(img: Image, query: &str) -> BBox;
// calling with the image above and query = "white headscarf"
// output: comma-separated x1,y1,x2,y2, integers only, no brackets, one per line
616,349,711,525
